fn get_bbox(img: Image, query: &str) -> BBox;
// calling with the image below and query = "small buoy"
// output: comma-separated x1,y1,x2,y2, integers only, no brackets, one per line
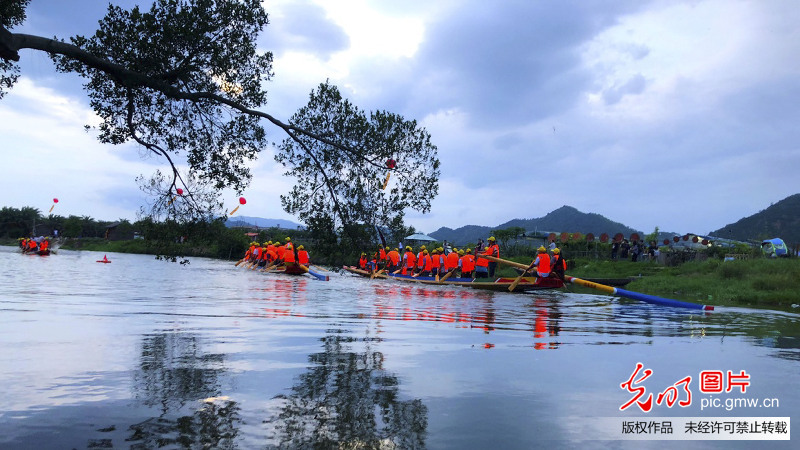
97,255,111,263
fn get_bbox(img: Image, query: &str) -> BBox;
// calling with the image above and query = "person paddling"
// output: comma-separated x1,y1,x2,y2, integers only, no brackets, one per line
525,246,551,277
550,248,566,280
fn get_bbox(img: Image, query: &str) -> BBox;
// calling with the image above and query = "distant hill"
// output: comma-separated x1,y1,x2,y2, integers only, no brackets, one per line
710,193,800,244
429,205,642,245
226,215,305,230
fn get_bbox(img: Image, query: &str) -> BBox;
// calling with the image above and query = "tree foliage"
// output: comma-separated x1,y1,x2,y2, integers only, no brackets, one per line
0,0,439,239
277,82,439,239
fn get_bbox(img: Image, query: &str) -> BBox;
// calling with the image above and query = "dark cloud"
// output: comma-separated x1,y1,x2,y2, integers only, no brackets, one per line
352,1,649,129
262,0,349,61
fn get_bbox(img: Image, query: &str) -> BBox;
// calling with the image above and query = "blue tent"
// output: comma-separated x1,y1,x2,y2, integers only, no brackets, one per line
761,238,787,257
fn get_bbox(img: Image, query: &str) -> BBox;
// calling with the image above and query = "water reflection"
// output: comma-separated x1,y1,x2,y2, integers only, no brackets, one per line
128,332,239,448
264,329,428,449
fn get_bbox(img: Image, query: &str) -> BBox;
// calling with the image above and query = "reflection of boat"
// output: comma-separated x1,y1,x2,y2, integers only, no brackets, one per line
342,266,563,291
512,268,633,287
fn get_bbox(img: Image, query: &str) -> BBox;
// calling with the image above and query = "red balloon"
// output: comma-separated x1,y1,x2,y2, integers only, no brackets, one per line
53,198,59,203
386,158,396,169
176,188,183,195
239,197,247,205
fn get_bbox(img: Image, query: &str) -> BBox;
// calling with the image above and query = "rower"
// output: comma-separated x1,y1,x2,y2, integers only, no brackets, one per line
474,245,490,278
297,245,310,266
459,249,475,279
402,246,416,275
550,248,566,280
526,246,551,277
486,236,500,277
387,247,401,273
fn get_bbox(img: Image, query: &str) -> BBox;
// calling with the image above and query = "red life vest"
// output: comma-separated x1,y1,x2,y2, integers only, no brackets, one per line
359,256,367,269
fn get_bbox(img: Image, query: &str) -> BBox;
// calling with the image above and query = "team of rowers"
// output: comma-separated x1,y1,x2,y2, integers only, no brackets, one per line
357,236,568,280
18,236,52,254
239,237,312,269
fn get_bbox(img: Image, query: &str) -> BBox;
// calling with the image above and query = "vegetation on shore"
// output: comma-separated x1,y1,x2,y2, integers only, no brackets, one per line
487,255,800,311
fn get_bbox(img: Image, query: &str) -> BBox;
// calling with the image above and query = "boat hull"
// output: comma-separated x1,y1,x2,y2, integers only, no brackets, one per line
342,266,563,291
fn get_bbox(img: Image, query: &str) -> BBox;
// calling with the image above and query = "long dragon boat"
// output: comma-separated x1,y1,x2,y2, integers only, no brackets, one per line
342,266,564,292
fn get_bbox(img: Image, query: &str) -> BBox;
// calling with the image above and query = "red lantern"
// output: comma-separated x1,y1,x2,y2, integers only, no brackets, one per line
386,158,396,169
176,188,183,195
53,198,59,203
239,197,247,205
663,239,670,245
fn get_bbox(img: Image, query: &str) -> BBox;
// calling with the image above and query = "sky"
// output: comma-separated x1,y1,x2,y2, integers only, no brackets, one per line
2,0,799,235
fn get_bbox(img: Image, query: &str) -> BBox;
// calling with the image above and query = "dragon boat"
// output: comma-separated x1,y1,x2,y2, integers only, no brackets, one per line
342,266,563,292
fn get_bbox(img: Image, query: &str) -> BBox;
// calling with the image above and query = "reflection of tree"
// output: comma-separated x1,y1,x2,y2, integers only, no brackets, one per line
126,332,239,448
265,329,428,449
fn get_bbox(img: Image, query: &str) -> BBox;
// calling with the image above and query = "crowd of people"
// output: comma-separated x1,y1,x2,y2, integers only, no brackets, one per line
610,239,660,262
238,237,312,269
355,236,568,280
18,236,52,254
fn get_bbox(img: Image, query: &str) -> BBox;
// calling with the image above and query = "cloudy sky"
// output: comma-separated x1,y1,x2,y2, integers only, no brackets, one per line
2,0,798,235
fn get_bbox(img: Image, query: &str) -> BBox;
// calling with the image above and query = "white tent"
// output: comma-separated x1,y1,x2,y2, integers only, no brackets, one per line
404,233,438,242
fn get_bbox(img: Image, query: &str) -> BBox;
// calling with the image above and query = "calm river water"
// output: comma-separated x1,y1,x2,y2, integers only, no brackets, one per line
0,246,797,449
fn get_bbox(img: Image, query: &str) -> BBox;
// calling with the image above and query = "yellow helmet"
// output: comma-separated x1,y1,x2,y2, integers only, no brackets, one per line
286,237,291,241
553,248,560,254
298,245,304,250
466,248,472,253
488,236,496,242
538,246,546,253
406,246,412,251
458,250,465,256
274,241,281,246
420,245,426,250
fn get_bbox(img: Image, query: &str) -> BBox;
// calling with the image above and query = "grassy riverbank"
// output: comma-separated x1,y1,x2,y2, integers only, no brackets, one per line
497,256,800,310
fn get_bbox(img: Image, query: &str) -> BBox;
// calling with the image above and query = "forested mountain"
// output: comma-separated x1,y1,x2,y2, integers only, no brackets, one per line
710,194,800,244
429,205,642,245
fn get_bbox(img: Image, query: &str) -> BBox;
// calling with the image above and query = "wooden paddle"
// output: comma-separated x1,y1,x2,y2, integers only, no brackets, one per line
260,261,279,272
481,255,529,270
439,269,457,283
234,258,246,267
371,268,385,279
311,264,330,273
508,266,532,292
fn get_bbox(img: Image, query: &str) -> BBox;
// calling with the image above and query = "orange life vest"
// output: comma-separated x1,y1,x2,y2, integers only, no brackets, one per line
379,248,386,261
460,254,475,272
475,248,490,268
387,250,400,266
489,243,499,258
445,252,459,270
298,250,309,265
416,252,425,268
535,253,551,274
283,246,296,263
404,251,416,269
